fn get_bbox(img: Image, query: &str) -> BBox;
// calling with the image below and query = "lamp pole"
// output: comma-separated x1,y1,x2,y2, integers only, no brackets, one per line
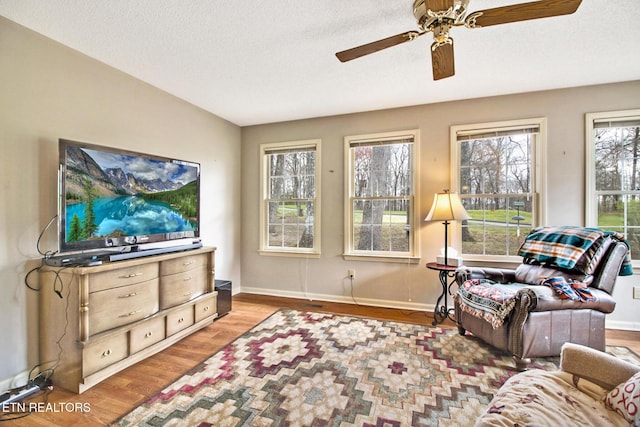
442,219,450,266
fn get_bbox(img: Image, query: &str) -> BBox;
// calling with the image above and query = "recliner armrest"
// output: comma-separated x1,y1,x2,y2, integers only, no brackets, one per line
526,286,616,313
455,266,517,285
560,342,640,390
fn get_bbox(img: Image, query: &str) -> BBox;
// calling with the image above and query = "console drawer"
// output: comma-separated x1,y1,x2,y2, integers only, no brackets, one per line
129,316,166,354
83,333,128,376
160,253,208,276
159,267,207,309
195,295,217,323
89,279,159,335
89,263,159,293
166,305,194,336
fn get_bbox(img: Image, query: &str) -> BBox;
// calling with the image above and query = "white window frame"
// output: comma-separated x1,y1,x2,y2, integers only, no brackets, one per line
343,129,420,263
450,117,547,263
586,108,640,265
259,139,321,258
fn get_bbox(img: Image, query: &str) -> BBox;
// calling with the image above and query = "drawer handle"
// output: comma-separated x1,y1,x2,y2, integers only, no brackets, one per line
203,305,210,312
145,331,153,338
118,292,138,298
178,317,184,323
121,272,143,279
183,291,193,296
102,349,112,357
183,260,195,266
183,276,193,282
119,310,141,318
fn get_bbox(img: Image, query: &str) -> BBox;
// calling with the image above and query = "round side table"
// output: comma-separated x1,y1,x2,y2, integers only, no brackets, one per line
426,262,459,326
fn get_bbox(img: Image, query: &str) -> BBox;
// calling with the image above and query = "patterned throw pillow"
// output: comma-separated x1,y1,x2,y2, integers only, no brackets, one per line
604,371,640,425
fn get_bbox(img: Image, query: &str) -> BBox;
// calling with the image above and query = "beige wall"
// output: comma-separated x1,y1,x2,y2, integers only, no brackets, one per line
2,12,640,393
0,17,241,387
241,81,640,330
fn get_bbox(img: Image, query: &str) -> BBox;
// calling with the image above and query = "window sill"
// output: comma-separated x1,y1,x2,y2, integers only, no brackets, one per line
258,249,320,259
342,254,421,264
460,255,522,269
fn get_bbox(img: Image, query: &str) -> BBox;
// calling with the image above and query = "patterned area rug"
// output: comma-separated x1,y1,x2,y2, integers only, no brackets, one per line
116,309,636,426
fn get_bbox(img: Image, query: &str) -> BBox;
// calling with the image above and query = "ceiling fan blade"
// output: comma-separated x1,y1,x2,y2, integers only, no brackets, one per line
336,31,423,62
431,39,455,80
466,0,582,28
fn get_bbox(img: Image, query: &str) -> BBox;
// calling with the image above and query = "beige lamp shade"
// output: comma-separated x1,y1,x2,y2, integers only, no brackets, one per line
425,191,470,222
425,190,470,266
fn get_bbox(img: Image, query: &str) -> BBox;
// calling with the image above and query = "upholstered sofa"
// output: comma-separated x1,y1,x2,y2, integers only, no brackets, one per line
454,226,630,370
474,343,640,426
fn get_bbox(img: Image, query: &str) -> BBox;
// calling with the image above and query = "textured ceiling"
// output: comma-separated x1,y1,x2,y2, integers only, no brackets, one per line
1,1,639,126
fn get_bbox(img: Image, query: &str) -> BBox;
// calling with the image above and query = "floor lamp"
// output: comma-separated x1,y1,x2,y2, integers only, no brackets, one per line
425,190,470,266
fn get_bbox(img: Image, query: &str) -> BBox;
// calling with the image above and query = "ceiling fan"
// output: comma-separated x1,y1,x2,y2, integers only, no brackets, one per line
335,0,582,80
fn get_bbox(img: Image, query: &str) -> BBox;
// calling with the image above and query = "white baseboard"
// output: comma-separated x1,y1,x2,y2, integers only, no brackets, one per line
0,370,30,394
606,319,640,332
240,286,640,332
240,286,434,313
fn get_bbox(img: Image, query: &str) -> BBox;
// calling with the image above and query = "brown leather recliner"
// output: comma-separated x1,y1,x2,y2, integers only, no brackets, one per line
454,238,629,370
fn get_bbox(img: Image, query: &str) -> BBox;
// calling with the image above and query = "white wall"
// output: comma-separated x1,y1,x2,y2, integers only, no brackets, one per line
241,80,640,331
0,17,242,389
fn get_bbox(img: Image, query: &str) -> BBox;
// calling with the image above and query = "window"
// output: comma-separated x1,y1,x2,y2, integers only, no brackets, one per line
259,140,321,256
586,109,640,262
344,130,420,262
451,118,547,260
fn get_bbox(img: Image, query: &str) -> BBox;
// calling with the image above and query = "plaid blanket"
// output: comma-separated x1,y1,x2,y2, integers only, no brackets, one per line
517,226,632,276
455,279,528,329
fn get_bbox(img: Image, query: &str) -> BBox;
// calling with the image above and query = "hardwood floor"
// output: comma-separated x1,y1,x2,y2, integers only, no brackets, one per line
5,293,640,426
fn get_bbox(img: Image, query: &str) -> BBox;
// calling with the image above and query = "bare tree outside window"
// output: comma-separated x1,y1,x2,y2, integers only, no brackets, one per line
346,131,417,259
453,119,544,258
260,140,320,255
592,120,640,259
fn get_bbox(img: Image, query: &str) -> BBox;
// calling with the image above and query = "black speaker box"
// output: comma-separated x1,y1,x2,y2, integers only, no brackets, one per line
214,279,232,317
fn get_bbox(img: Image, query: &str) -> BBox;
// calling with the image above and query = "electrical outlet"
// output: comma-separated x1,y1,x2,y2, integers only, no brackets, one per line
348,269,355,279
634,287,640,300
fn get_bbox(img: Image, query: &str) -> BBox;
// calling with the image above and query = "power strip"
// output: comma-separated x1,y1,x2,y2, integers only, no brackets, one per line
0,377,52,404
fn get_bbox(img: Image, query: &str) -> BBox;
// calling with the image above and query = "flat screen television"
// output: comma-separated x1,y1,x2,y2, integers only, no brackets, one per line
58,138,200,255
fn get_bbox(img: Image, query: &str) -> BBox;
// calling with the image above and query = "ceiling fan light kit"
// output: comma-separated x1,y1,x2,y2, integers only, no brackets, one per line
336,0,583,81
